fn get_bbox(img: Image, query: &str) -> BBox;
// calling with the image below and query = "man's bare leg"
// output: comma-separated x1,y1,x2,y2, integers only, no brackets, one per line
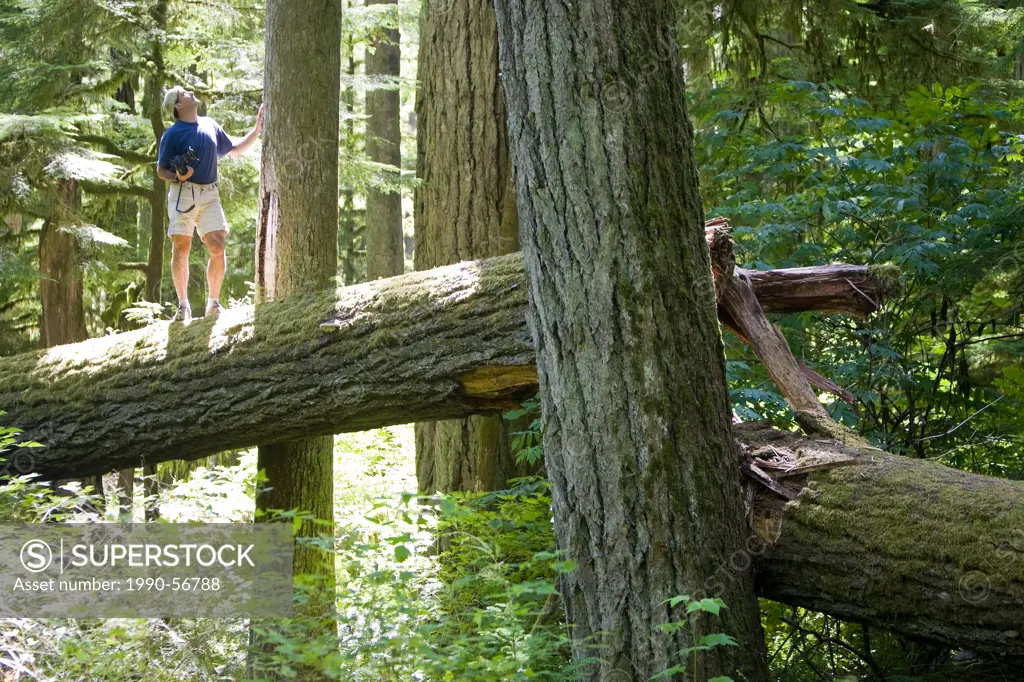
170,234,192,321
201,229,227,317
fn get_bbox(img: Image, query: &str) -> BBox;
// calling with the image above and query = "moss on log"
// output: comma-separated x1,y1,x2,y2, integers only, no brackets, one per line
1,255,534,480
742,423,1024,655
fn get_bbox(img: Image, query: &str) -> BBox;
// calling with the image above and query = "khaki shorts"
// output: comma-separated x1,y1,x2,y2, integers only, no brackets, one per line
166,182,229,238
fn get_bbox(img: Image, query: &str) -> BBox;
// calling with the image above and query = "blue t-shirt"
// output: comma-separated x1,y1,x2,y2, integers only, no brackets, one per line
158,117,234,185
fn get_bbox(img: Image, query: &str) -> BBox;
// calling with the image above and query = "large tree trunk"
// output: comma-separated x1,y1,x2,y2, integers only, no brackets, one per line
39,178,103,500
2,256,1023,655
364,0,404,281
39,179,87,348
255,0,341,675
137,3,169,518
492,2,768,679
413,0,526,494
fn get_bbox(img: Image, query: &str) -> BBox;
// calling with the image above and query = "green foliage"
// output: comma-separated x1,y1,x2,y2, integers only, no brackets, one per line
680,0,1024,103
506,395,544,465
654,596,737,681
425,477,571,680
695,79,1024,474
245,428,574,681
1,617,250,681
157,449,259,522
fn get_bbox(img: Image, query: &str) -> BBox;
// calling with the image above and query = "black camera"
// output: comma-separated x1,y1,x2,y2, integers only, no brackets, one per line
168,147,197,176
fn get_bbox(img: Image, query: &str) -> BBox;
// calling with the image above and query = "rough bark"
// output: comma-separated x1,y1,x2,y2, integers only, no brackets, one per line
39,179,87,349
255,1,341,669
39,179,102,499
364,0,404,281
142,0,168,304
256,0,340,305
413,0,518,266
3,256,1024,654
413,0,525,494
492,2,769,679
742,265,890,316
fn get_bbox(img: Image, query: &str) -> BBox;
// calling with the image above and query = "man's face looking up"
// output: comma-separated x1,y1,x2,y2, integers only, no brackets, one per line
175,90,199,119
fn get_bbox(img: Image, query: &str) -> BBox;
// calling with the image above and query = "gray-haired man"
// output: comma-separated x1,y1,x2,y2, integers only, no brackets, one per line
157,87,263,322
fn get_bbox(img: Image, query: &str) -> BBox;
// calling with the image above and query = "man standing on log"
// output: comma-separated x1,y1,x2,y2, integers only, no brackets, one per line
157,87,263,322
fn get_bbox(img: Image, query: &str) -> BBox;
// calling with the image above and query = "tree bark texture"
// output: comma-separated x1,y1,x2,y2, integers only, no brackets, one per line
413,0,525,494
256,0,340,303
492,2,769,679
39,179,87,348
39,178,102,499
142,0,167,304
364,0,404,281
2,256,1023,655
256,0,341,624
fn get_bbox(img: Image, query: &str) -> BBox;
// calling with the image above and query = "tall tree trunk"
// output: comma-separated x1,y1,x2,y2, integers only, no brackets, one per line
143,0,168,304
255,0,341,678
493,1,769,679
340,25,359,286
40,180,87,348
413,0,524,494
40,179,103,502
132,0,169,519
364,0,404,280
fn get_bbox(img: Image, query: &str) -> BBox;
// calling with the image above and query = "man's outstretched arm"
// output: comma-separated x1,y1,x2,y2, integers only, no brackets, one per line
226,105,264,158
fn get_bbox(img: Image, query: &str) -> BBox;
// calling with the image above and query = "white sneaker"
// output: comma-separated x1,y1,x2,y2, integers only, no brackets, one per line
205,300,223,320
172,303,192,323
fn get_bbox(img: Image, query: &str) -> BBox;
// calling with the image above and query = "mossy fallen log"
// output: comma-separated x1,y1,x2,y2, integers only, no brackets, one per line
1,255,535,479
4,252,1018,655
0,251,886,480
739,422,1024,657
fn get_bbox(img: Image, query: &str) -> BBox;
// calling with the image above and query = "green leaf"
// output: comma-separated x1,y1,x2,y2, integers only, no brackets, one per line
687,598,726,616
699,633,738,648
665,594,690,608
651,665,688,679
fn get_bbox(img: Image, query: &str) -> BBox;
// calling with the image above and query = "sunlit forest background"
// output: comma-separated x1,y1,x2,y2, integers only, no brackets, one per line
0,0,1022,679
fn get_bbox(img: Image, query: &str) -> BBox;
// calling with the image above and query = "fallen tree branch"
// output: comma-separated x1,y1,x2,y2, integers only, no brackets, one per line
709,220,870,437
